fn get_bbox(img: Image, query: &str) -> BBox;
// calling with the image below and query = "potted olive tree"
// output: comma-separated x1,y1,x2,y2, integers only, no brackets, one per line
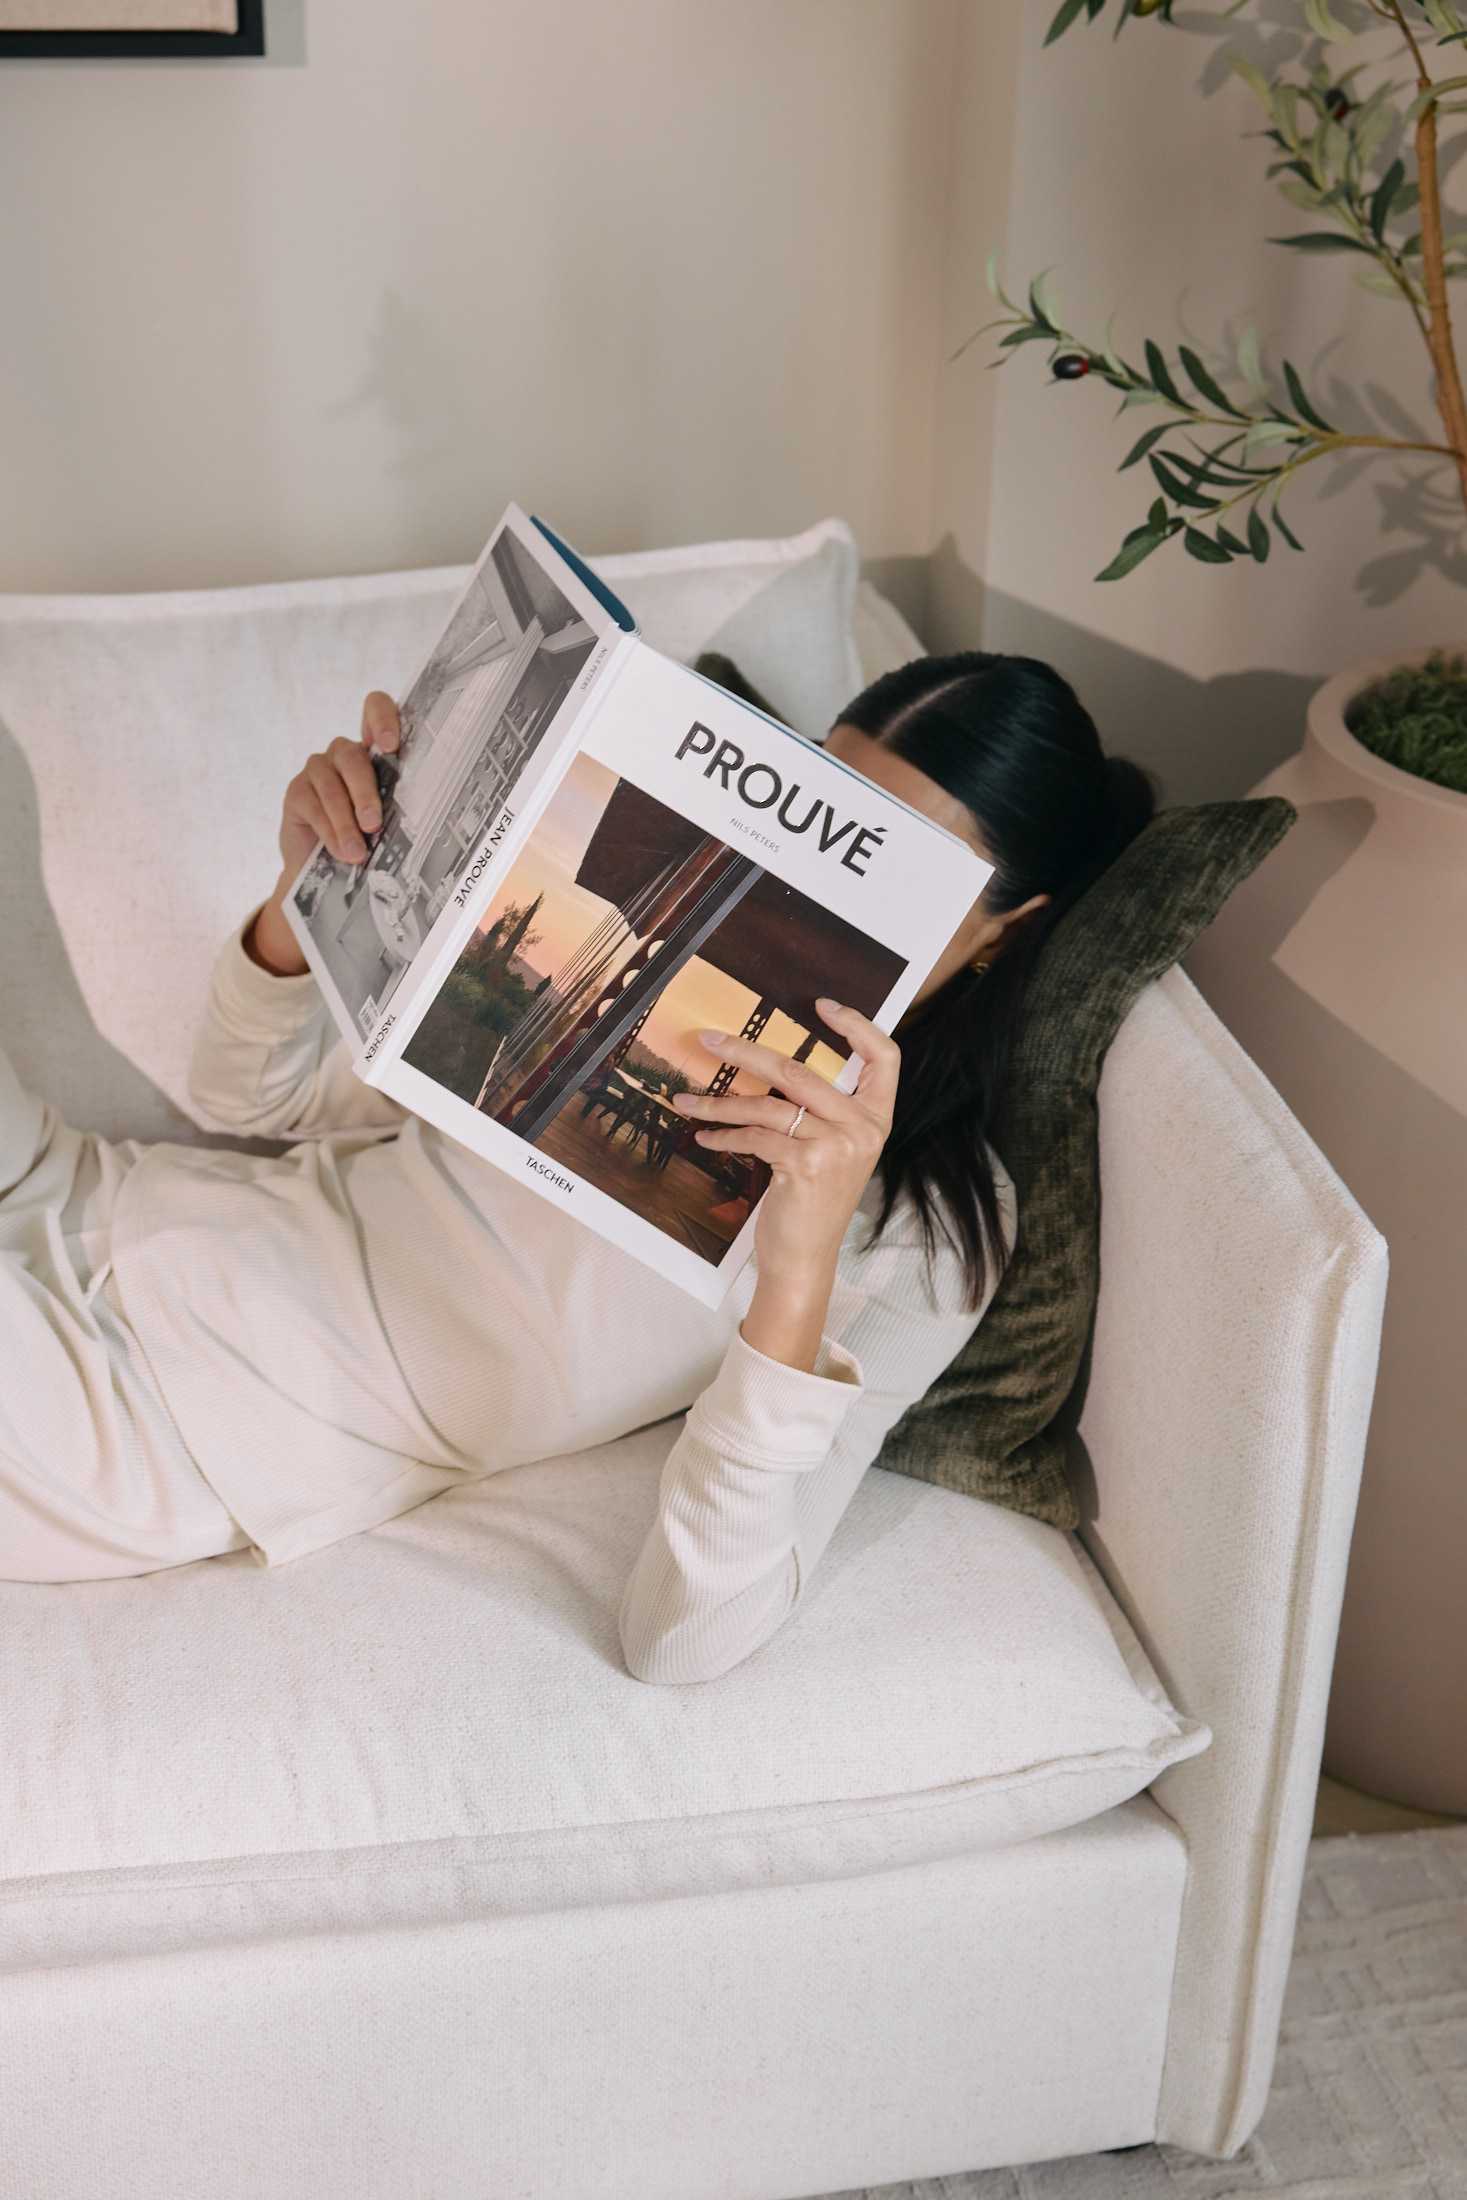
980,0,1467,1817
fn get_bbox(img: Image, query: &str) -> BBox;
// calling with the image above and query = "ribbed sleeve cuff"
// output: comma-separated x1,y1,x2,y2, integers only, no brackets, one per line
686,1327,864,1473
214,905,324,1032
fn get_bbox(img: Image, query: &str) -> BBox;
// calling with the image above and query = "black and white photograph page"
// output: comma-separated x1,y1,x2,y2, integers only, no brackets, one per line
284,504,625,1050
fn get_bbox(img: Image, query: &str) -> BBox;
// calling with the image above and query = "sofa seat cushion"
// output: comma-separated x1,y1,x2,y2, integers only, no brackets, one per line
3,1422,1209,1893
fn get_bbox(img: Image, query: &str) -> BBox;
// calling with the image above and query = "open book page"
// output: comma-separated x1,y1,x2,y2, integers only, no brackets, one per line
281,502,633,1065
375,644,991,1307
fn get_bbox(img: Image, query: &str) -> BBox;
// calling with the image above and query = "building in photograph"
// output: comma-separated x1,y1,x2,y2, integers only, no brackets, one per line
291,526,597,1037
389,535,595,924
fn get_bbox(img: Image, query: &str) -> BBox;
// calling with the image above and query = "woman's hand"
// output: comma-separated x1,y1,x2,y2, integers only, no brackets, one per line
245,691,402,978
671,1000,900,1372
276,689,401,877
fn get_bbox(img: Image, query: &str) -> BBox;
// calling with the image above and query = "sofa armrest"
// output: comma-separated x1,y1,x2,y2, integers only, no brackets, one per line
1075,964,1388,2158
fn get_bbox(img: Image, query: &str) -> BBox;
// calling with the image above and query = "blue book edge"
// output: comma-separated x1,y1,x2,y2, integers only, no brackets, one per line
530,514,638,634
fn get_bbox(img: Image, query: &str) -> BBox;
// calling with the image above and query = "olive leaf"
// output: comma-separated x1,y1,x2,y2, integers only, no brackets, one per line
1029,269,1063,330
1183,527,1234,563
1283,359,1336,432
1179,345,1248,416
1241,419,1310,460
1274,506,1306,551
1370,158,1406,242
1094,527,1170,582
1144,339,1185,405
1268,231,1377,253
1044,0,1091,46
1420,0,1467,41
1303,0,1352,41
1230,52,1270,103
1356,261,1413,297
1149,451,1221,508
1236,324,1265,394
1120,424,1172,468
1407,74,1467,123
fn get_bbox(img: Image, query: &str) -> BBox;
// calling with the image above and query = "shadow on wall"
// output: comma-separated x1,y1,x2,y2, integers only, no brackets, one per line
325,286,467,572
0,716,286,1157
859,553,931,661
919,533,1320,810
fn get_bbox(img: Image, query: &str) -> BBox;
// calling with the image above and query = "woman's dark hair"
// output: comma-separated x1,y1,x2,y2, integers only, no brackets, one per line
836,651,1159,1309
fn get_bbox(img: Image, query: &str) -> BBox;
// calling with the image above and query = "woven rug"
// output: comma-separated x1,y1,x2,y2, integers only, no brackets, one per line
832,1824,1467,2200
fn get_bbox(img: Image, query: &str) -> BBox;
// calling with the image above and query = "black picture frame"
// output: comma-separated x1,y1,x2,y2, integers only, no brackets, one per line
0,0,263,57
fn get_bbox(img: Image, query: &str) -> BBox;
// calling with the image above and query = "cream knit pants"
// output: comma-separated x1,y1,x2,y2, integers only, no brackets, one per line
0,1044,252,1583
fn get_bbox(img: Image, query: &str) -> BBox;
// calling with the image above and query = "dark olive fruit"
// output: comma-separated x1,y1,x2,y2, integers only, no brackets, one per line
1051,353,1093,380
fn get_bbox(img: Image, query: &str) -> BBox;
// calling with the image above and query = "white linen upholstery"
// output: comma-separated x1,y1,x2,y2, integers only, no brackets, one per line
1079,965,1389,2155
4,1800,1186,2200
0,540,1387,2192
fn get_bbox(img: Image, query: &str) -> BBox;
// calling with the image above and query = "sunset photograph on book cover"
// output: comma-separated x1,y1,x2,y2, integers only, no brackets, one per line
401,753,906,1265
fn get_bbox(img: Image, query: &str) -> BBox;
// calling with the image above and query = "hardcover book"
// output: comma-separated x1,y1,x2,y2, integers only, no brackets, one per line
284,503,992,1305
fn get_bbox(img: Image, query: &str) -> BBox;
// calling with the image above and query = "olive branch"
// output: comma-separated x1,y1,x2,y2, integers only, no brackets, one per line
970,0,1467,580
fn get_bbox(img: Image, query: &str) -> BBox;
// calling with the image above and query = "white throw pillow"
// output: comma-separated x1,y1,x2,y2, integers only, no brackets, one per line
591,514,863,741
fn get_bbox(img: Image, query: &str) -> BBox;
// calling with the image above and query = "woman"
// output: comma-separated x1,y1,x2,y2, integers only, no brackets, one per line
0,652,1156,1682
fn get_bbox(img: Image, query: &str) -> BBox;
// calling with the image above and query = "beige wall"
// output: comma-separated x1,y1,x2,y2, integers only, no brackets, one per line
0,0,967,595
924,0,1026,659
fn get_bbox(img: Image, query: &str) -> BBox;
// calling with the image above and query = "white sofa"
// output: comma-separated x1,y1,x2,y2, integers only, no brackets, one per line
0,526,1388,2199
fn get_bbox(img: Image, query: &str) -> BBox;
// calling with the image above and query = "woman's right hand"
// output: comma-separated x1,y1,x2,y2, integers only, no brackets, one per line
276,689,402,875
246,691,403,978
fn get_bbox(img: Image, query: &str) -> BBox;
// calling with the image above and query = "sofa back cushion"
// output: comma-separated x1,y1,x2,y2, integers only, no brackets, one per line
0,521,861,1144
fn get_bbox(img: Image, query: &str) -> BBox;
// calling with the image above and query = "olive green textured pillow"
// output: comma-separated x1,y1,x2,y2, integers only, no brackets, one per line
873,796,1298,1531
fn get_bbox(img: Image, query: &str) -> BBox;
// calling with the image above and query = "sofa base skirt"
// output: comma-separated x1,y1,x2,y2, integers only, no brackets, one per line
4,1795,1188,2200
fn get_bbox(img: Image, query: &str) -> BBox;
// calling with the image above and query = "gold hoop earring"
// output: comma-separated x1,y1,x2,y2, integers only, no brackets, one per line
970,955,993,976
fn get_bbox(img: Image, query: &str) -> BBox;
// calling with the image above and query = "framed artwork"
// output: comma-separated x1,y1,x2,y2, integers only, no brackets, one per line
0,2,264,56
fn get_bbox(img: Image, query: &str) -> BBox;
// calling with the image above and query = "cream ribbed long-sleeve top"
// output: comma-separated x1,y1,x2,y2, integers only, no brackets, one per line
107,910,1016,1683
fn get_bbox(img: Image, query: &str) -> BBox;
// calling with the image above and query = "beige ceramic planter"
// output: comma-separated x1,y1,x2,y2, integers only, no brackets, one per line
1184,648,1467,1815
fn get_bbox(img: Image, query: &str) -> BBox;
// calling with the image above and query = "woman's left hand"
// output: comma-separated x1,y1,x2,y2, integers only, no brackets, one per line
671,998,900,1370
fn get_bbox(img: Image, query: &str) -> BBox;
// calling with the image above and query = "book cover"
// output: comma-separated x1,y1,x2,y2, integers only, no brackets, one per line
281,500,992,1305
376,643,991,1306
